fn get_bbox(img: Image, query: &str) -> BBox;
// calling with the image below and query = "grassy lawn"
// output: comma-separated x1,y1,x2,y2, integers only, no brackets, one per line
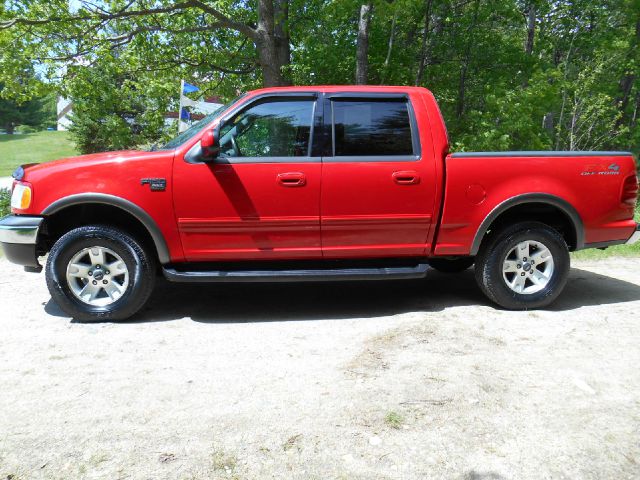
0,131,78,177
572,242,640,259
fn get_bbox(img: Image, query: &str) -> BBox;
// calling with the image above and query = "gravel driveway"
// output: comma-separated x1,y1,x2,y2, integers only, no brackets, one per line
1,257,639,480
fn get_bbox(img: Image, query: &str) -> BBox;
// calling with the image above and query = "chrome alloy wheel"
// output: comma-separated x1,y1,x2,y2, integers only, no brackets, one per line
65,246,130,306
502,240,554,294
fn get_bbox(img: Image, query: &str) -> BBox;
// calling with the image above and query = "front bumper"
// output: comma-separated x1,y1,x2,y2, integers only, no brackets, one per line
0,215,44,270
627,224,640,245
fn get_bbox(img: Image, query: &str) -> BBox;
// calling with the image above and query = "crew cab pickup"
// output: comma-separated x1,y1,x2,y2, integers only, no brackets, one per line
1,86,638,321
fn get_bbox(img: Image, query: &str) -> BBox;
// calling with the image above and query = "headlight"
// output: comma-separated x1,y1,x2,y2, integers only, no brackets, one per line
11,182,32,210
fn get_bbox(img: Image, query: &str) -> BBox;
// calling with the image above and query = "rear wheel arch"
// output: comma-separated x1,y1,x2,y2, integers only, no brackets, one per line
470,193,584,255
41,194,170,264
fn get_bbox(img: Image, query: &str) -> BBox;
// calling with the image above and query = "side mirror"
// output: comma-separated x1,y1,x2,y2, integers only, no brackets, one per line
200,130,219,159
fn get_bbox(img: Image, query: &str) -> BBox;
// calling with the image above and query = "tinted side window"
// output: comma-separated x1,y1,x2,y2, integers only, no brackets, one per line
219,99,314,157
332,100,414,156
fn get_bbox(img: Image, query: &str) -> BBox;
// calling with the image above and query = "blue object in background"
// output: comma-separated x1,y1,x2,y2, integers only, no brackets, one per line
180,107,190,121
183,82,200,94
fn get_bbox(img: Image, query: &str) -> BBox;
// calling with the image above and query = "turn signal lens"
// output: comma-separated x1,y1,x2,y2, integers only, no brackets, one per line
10,182,32,210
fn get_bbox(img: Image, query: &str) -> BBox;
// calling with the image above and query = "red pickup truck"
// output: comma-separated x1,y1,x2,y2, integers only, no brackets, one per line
1,86,638,321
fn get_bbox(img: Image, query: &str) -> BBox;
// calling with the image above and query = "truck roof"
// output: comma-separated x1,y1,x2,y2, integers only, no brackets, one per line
247,85,433,95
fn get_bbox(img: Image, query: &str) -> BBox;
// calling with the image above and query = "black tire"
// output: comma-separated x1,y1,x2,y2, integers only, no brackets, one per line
474,221,570,309
428,257,475,273
45,225,156,321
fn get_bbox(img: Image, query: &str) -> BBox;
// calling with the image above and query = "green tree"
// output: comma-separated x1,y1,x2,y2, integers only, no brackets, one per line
65,57,174,153
0,0,293,88
0,0,637,155
0,83,53,133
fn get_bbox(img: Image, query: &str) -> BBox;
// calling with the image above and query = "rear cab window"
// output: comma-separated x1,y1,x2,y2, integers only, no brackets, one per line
327,95,420,161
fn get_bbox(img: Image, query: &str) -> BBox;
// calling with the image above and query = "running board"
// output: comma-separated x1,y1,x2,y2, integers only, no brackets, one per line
162,263,429,283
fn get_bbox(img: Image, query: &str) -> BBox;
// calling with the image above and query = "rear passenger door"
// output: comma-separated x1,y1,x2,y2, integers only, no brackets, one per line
320,93,437,258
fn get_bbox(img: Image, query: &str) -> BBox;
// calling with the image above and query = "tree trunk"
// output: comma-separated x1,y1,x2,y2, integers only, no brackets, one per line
555,31,578,149
415,0,433,86
615,16,640,126
520,2,536,87
256,0,291,87
380,12,397,84
5,123,14,134
524,3,535,55
617,74,636,114
569,104,578,151
355,3,373,85
456,0,480,119
273,0,291,80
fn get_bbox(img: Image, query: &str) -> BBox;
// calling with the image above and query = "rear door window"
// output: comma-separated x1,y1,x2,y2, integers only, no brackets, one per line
331,99,416,157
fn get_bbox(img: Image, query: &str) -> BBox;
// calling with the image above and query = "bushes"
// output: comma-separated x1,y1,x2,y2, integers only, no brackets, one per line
15,124,38,134
0,188,10,217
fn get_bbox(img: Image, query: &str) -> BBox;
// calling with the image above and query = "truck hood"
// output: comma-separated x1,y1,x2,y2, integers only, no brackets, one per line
21,149,173,182
23,150,146,174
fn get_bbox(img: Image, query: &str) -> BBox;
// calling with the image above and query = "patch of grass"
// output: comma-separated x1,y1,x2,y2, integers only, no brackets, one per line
211,449,238,473
572,242,640,259
347,324,436,377
0,131,78,176
384,411,404,429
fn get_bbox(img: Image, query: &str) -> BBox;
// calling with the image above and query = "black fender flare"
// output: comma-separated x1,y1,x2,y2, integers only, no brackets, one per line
470,193,585,256
42,193,171,264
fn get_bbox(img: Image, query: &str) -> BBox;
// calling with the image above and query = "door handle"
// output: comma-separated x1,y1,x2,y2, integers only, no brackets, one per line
392,171,420,185
277,172,306,187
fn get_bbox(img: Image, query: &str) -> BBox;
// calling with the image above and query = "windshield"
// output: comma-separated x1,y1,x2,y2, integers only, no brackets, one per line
160,94,245,150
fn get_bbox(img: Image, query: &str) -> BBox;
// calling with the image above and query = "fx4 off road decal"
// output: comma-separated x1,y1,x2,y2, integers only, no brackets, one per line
581,163,621,176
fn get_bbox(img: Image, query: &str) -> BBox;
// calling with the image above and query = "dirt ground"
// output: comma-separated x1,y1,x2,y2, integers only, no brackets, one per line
1,257,639,480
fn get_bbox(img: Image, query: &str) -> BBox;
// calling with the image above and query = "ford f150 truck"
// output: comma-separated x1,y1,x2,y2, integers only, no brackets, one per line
1,86,638,321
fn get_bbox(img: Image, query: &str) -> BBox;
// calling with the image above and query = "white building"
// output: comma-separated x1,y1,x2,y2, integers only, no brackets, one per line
56,97,73,131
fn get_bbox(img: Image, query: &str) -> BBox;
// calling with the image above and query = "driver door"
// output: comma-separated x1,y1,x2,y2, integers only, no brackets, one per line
172,94,322,261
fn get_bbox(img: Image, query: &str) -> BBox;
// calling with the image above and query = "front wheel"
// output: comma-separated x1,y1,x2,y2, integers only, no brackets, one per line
45,225,156,321
474,222,570,309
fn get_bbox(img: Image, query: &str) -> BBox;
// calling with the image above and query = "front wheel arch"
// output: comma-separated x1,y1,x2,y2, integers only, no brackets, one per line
41,195,170,264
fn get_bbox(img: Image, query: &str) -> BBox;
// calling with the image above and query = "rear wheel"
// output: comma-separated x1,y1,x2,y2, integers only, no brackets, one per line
45,225,156,321
428,257,475,273
474,222,569,309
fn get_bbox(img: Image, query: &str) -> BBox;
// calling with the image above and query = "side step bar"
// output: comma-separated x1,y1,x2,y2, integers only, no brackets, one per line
162,263,429,283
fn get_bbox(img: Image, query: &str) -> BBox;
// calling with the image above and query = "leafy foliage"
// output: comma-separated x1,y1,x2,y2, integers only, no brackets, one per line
0,188,9,217
0,83,55,133
0,0,637,154
65,60,174,153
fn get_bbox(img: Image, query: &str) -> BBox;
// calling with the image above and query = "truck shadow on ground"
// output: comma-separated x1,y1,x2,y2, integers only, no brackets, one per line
44,266,640,324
